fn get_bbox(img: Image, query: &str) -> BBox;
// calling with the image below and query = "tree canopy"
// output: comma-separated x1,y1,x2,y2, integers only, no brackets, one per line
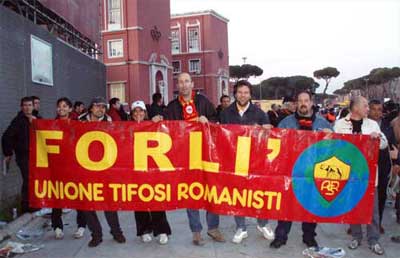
313,67,340,95
229,64,263,81
334,67,400,95
252,75,319,100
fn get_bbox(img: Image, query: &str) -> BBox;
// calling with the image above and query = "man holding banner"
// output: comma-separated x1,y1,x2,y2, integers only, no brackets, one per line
2,97,37,214
219,80,275,244
334,96,387,255
166,72,225,246
80,97,126,247
270,91,332,249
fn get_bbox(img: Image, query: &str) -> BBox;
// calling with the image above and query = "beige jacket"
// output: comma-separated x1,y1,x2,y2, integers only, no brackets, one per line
334,114,388,186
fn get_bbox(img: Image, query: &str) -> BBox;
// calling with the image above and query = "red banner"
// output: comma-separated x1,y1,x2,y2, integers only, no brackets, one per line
29,120,379,224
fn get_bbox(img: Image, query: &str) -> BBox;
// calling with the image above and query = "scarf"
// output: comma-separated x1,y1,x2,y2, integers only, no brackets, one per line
179,91,199,121
295,111,316,131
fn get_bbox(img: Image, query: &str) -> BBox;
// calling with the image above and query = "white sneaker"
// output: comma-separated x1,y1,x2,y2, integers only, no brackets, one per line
35,208,52,217
232,229,248,244
55,228,64,239
73,227,85,239
141,233,152,243
257,224,275,240
62,209,72,214
159,233,168,245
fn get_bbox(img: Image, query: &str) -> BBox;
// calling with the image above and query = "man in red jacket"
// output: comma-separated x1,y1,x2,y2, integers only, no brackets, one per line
107,97,122,121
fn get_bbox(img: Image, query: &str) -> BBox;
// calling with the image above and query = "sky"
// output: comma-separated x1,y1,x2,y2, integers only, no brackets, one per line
170,0,400,93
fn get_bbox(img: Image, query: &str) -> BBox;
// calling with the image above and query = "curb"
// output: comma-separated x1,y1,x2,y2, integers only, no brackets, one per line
0,213,35,242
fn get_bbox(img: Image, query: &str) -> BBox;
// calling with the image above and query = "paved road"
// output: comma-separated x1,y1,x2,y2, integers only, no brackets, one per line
2,207,400,258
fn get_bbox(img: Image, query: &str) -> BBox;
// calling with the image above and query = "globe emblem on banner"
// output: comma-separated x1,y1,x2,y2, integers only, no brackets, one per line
292,139,369,217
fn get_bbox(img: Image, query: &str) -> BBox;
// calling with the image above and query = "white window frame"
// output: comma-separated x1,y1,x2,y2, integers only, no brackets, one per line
172,60,181,74
108,82,126,102
107,39,124,58
107,0,122,30
188,59,201,74
187,26,200,53
31,35,53,86
171,28,181,54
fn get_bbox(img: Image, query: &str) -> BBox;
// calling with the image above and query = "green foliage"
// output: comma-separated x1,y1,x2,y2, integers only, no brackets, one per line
313,67,340,80
252,75,319,99
229,64,263,80
313,67,340,95
369,67,400,84
334,67,400,96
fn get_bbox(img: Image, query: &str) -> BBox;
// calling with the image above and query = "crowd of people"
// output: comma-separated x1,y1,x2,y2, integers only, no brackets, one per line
2,72,400,255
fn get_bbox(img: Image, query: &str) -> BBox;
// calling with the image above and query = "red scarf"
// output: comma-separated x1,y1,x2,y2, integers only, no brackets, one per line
179,91,199,121
295,112,315,131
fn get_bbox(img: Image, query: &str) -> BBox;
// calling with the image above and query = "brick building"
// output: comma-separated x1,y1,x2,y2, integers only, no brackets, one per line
102,1,230,105
170,10,230,105
101,0,173,104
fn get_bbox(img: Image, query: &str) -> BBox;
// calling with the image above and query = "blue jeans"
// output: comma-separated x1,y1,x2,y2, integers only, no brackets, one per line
186,209,219,233
350,188,380,245
234,216,268,231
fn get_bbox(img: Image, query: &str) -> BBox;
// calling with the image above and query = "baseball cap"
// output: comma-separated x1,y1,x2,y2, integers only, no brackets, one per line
90,96,107,107
131,100,146,111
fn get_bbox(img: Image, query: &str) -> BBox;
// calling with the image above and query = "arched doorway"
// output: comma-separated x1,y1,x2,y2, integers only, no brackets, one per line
148,53,169,103
222,80,228,95
155,71,164,94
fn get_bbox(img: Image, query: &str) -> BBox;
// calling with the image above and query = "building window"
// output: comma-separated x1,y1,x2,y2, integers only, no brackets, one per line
107,39,123,58
172,61,181,74
189,59,201,73
109,83,125,102
31,35,53,86
108,0,121,30
171,29,180,54
188,27,199,52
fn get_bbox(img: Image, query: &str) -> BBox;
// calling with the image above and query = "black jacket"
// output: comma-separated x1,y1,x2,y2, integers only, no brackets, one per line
216,105,224,119
148,103,166,119
166,94,217,122
79,112,111,122
2,111,31,161
32,110,42,119
267,110,280,127
379,118,400,181
219,102,270,125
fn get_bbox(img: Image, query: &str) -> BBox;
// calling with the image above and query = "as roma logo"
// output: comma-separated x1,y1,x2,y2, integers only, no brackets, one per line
313,157,350,202
185,105,193,114
292,139,370,217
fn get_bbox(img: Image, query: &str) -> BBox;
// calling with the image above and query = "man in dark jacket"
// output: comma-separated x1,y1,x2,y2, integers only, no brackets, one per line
166,73,217,123
368,99,400,233
2,97,36,213
220,81,270,125
166,72,223,245
80,97,125,247
216,95,231,120
148,93,167,119
277,96,295,123
220,80,275,244
31,96,42,119
267,104,280,127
